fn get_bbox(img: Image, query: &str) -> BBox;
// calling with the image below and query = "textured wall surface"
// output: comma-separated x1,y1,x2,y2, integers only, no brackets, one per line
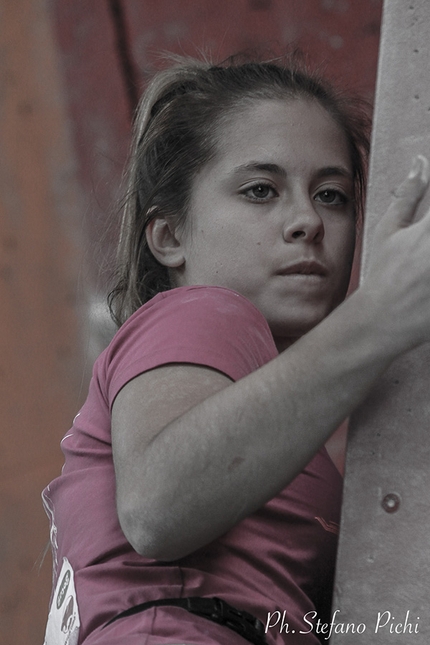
332,2,430,641
0,1,382,643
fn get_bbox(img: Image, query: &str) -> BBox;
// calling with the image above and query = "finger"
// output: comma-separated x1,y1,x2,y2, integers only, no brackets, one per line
383,155,430,233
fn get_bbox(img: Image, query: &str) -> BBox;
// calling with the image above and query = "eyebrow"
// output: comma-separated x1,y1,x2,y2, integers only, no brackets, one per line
232,162,287,178
231,162,352,180
315,166,353,180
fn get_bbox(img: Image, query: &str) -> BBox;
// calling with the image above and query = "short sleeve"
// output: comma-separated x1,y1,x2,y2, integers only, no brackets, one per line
101,286,278,408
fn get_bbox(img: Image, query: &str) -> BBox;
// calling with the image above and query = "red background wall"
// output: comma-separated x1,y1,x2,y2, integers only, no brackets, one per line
0,1,382,643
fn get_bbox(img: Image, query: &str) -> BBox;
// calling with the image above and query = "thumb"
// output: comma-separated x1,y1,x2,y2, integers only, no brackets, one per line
381,155,429,234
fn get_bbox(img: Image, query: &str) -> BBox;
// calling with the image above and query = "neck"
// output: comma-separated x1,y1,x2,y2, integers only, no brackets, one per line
274,335,299,353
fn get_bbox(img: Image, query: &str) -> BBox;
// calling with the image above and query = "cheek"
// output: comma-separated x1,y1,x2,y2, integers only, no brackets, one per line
343,226,356,265
334,217,356,259
347,221,357,262
326,220,356,291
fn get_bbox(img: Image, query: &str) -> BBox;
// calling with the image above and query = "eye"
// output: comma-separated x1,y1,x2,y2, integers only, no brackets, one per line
241,182,278,202
314,189,348,206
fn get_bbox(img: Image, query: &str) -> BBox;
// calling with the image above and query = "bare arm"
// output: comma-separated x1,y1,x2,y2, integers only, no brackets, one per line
113,160,430,561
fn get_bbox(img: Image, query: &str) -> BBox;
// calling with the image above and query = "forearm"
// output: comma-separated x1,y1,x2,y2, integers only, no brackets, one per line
123,288,397,560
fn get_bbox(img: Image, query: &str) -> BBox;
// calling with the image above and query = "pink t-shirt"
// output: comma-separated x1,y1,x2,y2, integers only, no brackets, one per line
43,286,342,645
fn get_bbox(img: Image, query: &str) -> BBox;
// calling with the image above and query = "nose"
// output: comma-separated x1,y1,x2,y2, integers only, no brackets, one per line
282,201,325,244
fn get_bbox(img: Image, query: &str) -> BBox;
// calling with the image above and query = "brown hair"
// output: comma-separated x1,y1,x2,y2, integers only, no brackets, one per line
108,53,370,327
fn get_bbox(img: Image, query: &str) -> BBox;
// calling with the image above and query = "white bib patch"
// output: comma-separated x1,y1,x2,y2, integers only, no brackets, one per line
44,558,80,645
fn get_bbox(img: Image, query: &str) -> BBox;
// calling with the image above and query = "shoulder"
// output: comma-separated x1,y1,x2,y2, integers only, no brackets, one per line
112,285,276,359
98,285,278,406
128,284,269,327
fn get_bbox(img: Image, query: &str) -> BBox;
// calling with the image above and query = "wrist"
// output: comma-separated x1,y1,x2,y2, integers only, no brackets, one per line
338,287,408,363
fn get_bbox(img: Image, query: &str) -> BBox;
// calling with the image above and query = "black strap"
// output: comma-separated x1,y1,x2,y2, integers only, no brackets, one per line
104,596,267,645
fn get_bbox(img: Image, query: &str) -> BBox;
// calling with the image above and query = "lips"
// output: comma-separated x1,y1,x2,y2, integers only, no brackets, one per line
277,260,328,276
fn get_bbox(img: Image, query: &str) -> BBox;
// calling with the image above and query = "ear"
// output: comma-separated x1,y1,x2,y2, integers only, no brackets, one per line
145,215,185,268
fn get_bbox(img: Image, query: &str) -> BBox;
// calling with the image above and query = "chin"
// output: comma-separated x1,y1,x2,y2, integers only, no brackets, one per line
268,302,338,342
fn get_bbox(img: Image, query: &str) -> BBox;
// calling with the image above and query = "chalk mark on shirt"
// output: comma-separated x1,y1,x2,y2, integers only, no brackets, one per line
315,517,339,534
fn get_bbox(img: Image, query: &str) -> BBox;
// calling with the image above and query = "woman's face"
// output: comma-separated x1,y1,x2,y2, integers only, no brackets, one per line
176,98,357,350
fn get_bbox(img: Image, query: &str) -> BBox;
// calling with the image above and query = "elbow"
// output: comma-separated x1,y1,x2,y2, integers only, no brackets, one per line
117,499,192,562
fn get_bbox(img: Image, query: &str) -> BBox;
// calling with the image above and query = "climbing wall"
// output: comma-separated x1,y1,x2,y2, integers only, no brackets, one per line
332,1,430,642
